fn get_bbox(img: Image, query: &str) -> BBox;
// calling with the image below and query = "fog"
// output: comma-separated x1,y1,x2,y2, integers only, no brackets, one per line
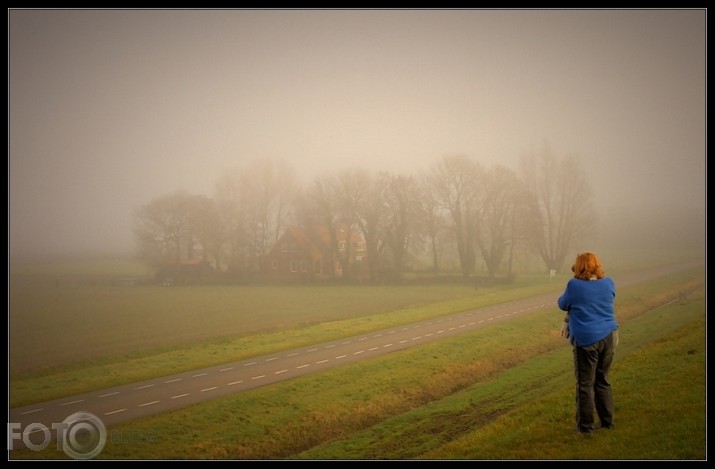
8,9,706,262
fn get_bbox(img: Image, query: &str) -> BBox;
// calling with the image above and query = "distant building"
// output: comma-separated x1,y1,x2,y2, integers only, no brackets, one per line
263,224,367,282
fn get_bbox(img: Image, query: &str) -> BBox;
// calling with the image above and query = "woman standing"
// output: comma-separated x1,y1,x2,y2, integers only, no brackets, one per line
558,252,619,434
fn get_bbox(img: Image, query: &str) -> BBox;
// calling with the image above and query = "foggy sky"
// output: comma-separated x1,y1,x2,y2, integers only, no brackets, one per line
8,9,706,260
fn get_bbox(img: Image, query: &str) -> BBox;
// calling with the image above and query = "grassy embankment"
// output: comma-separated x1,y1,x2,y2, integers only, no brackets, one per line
10,264,705,460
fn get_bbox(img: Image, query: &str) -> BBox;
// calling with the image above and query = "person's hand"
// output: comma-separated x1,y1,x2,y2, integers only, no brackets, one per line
560,317,570,339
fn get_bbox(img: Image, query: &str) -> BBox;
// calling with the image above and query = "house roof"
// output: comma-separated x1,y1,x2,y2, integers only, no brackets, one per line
270,224,364,258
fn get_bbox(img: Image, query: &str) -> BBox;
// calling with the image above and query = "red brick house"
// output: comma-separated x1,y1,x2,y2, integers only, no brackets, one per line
263,224,367,282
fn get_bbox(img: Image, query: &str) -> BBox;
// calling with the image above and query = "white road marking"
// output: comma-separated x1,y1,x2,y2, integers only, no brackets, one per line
105,408,127,415
201,387,218,392
138,401,160,407
60,400,84,406
171,394,190,399
134,384,154,390
99,392,119,398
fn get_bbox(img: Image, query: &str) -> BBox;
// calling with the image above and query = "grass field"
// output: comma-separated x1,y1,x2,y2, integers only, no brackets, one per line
8,255,706,460
10,247,702,378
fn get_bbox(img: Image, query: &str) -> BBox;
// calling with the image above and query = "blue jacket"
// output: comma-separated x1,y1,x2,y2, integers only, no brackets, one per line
558,277,618,347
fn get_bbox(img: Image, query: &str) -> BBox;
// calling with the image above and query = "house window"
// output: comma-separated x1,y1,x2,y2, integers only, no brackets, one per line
358,242,366,251
290,260,298,272
314,260,322,274
272,260,278,269
339,241,346,251
300,260,308,272
281,243,288,253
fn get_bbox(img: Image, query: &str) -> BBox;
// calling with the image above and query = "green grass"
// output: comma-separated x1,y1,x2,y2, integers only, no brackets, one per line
9,275,560,373
299,293,705,460
9,269,704,460
9,263,703,408
9,277,567,407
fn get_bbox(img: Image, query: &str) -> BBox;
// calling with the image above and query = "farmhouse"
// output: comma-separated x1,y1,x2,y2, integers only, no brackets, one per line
264,224,367,282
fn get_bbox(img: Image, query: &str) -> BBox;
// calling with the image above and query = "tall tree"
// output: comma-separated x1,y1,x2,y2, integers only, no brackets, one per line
133,190,219,268
298,172,341,279
431,155,483,278
383,173,418,280
214,169,250,274
476,165,520,277
519,142,597,273
243,158,296,269
414,173,448,277
213,158,296,274
332,168,371,281
355,171,388,282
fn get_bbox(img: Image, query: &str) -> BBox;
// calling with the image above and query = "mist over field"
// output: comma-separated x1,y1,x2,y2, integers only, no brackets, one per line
9,9,706,263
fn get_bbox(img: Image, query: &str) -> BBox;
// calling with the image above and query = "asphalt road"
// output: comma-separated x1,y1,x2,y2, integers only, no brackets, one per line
8,260,702,453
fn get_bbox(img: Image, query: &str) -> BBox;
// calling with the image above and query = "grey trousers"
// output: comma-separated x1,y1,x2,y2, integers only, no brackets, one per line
573,329,618,432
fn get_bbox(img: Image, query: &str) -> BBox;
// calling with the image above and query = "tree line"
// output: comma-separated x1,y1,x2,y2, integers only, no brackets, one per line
133,142,596,283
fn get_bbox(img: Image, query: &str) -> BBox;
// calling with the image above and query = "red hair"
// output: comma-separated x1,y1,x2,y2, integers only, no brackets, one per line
571,252,606,280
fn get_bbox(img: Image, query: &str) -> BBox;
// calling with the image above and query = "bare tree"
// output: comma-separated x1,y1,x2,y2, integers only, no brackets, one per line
134,191,190,267
476,165,521,277
355,171,388,282
382,172,418,280
298,172,341,279
431,155,483,278
332,168,371,281
505,181,534,277
519,142,597,273
243,158,296,268
133,191,220,271
214,169,250,274
414,173,448,277
213,158,296,275
183,194,222,268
